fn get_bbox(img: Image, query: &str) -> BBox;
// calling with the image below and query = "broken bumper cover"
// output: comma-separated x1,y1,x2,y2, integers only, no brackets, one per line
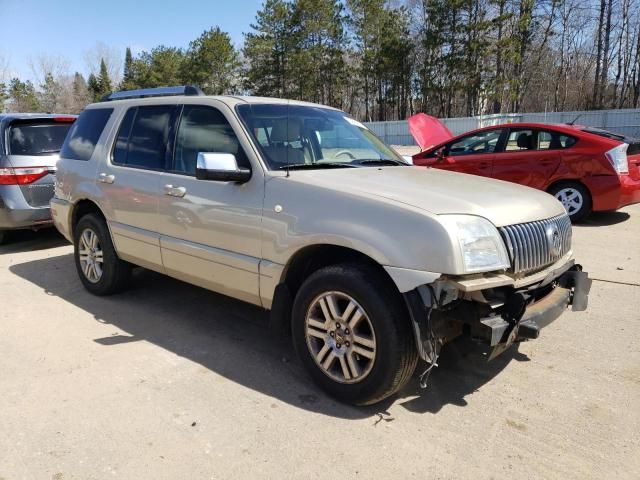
477,267,592,359
404,265,592,362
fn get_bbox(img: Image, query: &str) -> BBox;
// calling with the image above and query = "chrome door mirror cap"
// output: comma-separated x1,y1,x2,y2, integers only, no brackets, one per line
196,152,251,183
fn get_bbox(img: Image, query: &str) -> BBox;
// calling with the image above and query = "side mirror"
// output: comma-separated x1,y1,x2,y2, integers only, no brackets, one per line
196,153,251,183
436,147,455,164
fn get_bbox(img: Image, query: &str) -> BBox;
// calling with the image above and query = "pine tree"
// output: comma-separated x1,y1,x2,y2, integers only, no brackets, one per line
122,47,134,89
8,78,40,112
347,0,413,120
87,73,101,101
290,0,348,107
244,0,294,97
98,58,112,97
0,83,8,113
39,73,62,113
137,46,186,88
71,72,92,112
183,27,241,94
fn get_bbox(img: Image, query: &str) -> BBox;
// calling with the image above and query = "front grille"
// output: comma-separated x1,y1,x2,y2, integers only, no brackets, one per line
499,214,572,274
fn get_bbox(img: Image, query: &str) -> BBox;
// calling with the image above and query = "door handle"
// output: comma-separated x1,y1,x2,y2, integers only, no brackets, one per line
164,184,187,198
479,162,491,169
98,173,115,184
540,160,555,166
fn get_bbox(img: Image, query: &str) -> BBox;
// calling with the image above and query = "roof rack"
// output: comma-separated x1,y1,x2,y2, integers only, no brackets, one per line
100,85,204,102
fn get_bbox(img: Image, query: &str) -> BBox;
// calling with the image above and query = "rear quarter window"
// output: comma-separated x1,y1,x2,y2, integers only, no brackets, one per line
60,108,113,161
537,130,577,150
8,122,73,155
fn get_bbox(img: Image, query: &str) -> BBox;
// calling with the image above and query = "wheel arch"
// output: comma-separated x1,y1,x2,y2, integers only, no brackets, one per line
546,179,593,221
269,243,406,335
281,244,391,295
70,199,108,239
546,178,592,197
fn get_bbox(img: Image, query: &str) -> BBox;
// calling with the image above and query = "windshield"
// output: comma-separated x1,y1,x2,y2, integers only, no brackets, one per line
236,103,406,170
8,122,73,156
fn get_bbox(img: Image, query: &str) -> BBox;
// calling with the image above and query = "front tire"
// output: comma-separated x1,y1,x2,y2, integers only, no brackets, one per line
74,214,131,295
291,263,418,405
548,182,592,222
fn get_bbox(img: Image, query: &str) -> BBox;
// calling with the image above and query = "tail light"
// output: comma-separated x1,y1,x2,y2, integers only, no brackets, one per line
0,167,50,185
605,144,629,174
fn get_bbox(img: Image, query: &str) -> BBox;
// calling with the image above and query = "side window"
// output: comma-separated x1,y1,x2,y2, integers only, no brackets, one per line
537,130,554,150
112,105,176,170
505,129,534,151
448,129,503,156
173,105,249,175
537,130,576,150
112,108,136,164
60,108,113,161
560,135,577,148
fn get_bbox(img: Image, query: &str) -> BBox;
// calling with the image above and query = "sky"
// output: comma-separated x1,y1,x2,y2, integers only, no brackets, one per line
0,0,265,83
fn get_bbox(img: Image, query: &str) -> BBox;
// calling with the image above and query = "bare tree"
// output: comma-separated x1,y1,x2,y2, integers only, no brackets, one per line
83,42,122,86
28,54,71,86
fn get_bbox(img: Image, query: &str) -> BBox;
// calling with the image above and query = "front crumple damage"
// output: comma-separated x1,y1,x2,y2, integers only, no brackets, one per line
403,262,592,373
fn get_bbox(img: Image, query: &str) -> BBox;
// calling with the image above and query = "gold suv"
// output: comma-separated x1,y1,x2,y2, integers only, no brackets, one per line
51,86,591,405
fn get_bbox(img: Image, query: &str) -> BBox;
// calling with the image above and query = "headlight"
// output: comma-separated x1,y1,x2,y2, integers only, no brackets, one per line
439,215,510,274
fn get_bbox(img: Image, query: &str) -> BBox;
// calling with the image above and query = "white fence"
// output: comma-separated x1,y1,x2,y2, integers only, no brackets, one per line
364,108,640,145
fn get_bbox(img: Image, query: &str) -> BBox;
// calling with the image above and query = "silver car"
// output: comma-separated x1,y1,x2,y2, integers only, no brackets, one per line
51,86,591,405
0,113,76,244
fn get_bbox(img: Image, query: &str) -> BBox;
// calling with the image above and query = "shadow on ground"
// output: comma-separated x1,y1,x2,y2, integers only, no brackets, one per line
0,228,68,254
579,211,630,227
10,251,525,419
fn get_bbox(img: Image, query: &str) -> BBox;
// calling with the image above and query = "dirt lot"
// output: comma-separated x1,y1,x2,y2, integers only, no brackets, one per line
1,205,639,480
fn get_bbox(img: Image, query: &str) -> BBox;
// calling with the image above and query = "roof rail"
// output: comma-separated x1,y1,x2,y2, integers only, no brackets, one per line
100,85,204,102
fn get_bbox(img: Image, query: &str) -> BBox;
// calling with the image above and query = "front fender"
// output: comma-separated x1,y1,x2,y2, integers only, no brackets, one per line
261,176,457,281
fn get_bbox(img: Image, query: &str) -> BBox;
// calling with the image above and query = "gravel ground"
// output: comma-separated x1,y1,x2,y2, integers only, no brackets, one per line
0,204,638,480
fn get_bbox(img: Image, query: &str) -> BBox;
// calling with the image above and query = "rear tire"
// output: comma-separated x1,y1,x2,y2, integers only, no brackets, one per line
0,230,5,245
548,182,592,222
74,214,131,295
291,263,418,406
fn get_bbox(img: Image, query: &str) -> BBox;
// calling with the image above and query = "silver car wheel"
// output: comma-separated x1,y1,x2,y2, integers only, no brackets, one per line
305,291,377,384
554,187,584,216
78,228,104,284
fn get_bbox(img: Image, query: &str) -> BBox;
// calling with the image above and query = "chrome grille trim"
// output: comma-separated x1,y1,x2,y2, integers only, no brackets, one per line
499,214,572,274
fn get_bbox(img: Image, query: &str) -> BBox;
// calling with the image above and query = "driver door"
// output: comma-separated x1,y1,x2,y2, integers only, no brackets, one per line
155,102,265,306
420,128,505,178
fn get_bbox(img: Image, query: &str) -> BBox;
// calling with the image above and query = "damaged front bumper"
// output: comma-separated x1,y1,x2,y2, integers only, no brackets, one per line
404,263,592,362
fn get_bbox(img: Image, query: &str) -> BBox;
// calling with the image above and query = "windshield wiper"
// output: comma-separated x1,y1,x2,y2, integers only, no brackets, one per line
352,158,406,166
278,162,357,170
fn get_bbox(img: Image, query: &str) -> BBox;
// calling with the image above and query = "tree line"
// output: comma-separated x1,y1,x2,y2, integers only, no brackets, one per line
2,0,640,121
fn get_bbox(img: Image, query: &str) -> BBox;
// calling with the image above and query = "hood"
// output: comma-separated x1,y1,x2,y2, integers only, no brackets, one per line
288,166,566,227
408,113,453,151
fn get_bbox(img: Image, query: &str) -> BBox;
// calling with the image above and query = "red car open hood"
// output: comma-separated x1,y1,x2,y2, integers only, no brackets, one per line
408,113,454,151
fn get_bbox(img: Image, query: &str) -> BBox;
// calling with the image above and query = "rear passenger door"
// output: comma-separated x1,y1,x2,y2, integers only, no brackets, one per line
492,128,562,189
156,102,264,306
97,104,179,272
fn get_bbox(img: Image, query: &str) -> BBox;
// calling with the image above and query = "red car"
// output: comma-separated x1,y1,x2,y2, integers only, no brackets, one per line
408,114,640,221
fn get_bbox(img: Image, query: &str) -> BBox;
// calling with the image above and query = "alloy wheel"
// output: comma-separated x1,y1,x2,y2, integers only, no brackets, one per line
554,187,584,216
78,228,104,283
304,291,377,384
